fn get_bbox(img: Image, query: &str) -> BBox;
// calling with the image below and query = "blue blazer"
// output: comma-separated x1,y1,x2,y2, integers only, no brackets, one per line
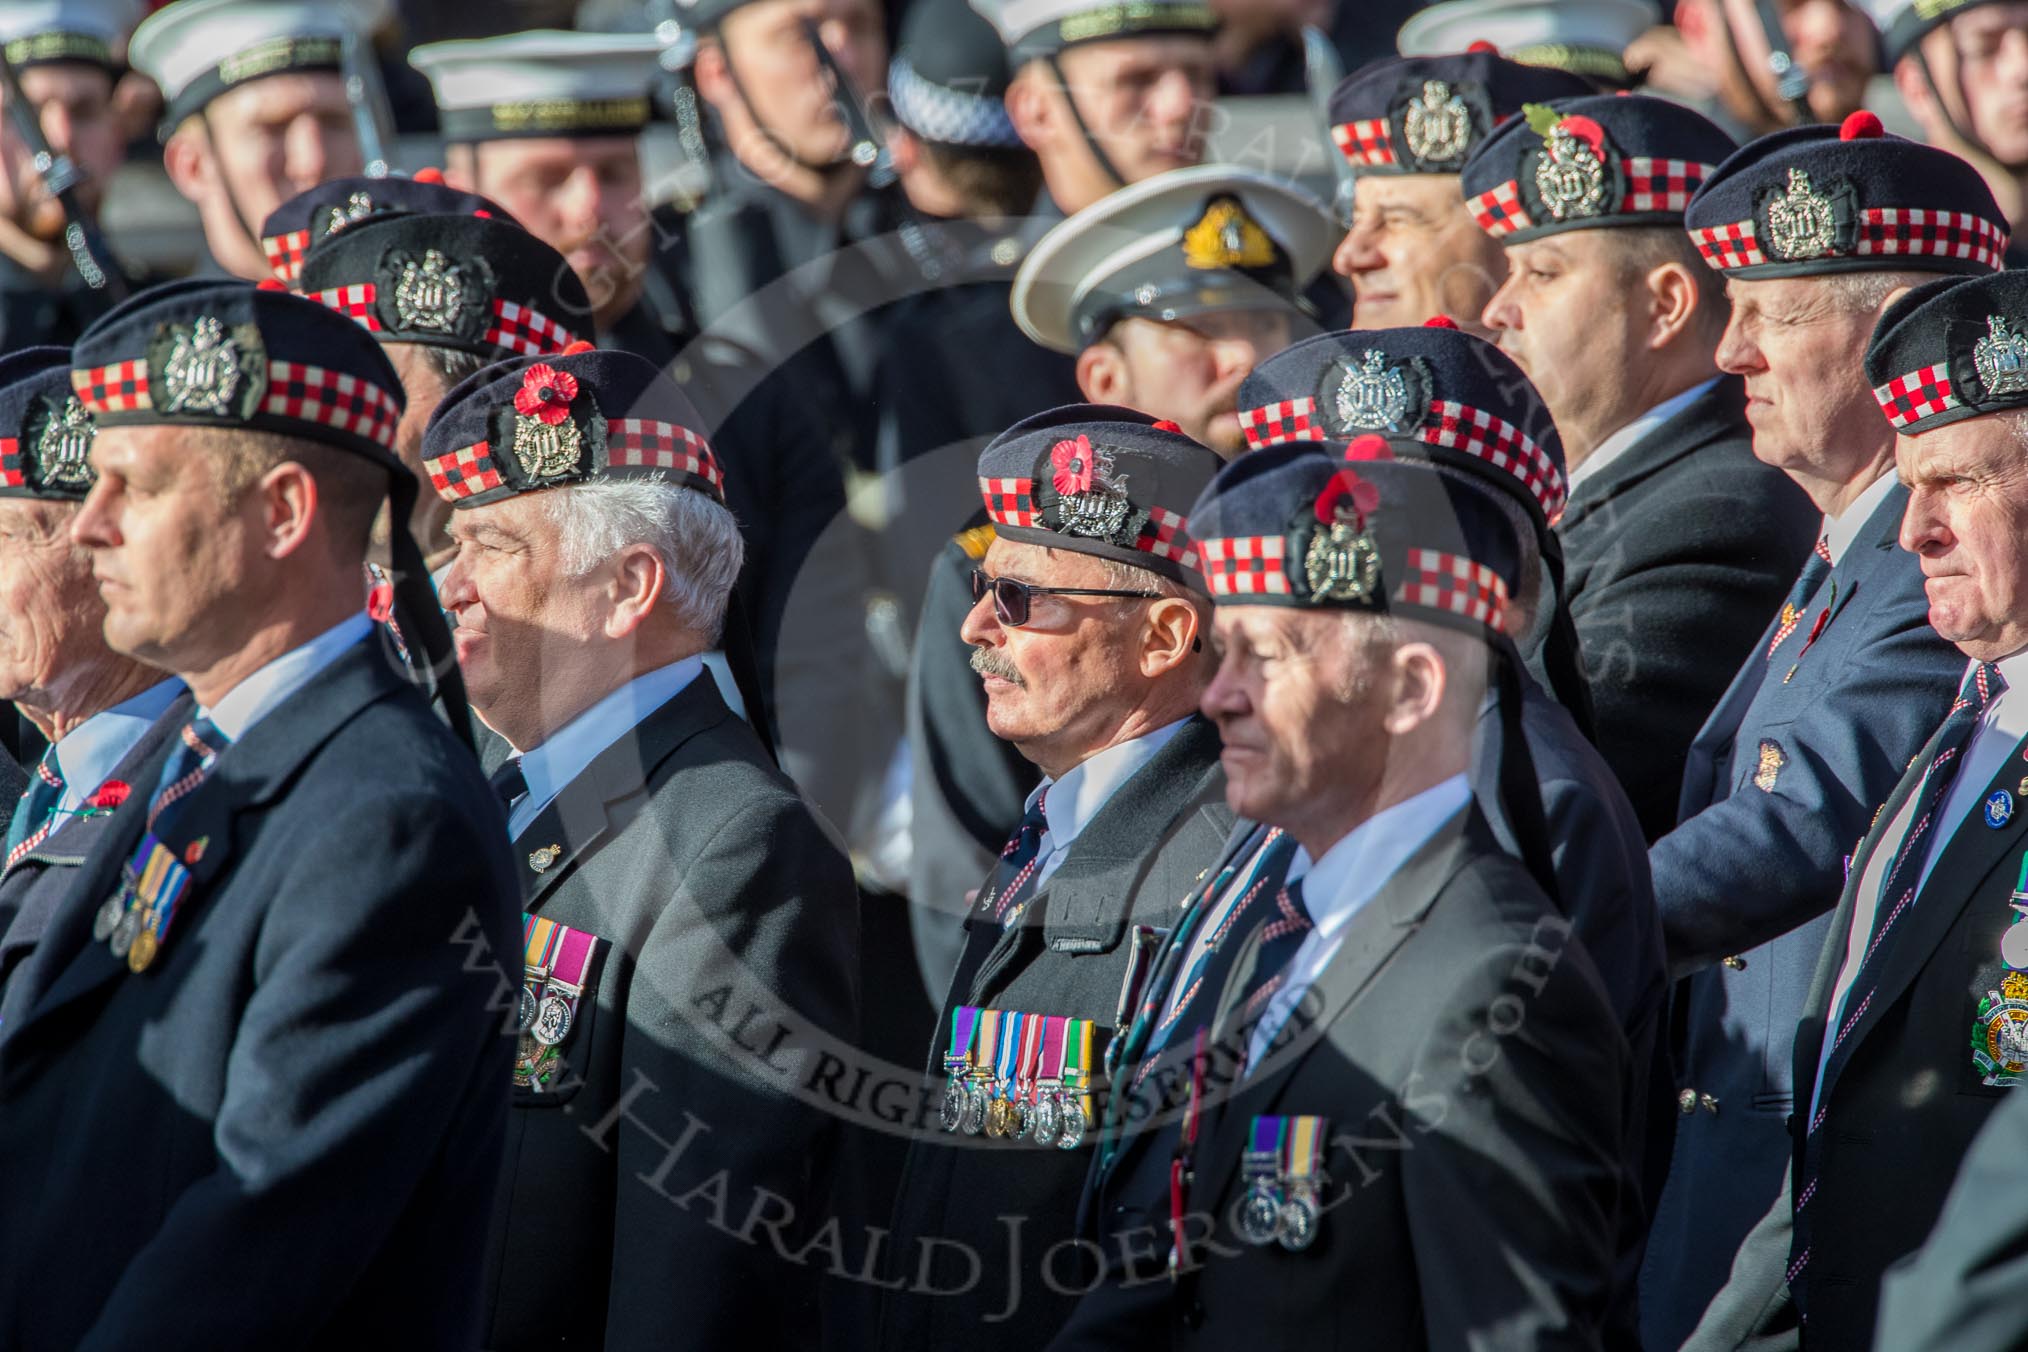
1639,482,1962,1350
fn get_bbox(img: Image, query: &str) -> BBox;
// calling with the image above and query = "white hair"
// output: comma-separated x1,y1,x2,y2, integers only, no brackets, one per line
1821,269,1945,315
543,477,745,641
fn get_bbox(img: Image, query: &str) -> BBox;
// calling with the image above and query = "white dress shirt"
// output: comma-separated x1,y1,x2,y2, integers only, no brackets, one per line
48,678,182,817
205,612,371,741
1823,469,1900,568
506,656,703,837
1020,717,1188,892
1567,377,1721,496
1245,774,1473,1073
1811,648,2028,1118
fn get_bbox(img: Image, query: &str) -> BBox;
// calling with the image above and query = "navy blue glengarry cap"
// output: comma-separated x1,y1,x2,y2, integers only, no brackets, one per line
296,212,589,361
975,404,1222,591
1189,439,1521,638
1011,164,1336,354
1236,317,1567,527
71,278,404,465
973,0,1217,66
1327,51,1592,178
1866,270,2028,435
1461,94,1736,242
422,347,725,509
0,346,99,501
259,169,512,285
1684,111,2009,278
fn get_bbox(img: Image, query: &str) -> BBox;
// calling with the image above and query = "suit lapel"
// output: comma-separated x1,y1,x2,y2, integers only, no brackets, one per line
1560,377,1740,532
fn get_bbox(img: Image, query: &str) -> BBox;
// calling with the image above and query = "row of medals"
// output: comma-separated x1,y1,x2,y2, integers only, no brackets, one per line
940,1070,1090,1150
514,975,580,1086
93,872,164,973
1237,1167,1324,1252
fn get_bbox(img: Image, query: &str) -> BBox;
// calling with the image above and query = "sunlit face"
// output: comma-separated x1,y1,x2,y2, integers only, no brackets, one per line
1091,309,1303,457
716,0,887,166
1050,37,1214,186
1696,0,1874,129
1926,5,2028,166
1335,174,1503,334
195,73,362,270
0,63,119,237
1898,415,2028,663
1714,275,1890,478
0,497,104,707
468,137,646,331
1481,234,1648,459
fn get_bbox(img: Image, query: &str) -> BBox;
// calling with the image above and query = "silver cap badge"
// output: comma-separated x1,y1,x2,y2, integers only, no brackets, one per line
1401,80,1472,166
160,316,244,416
34,396,94,488
1335,351,1415,433
1974,314,2028,399
1764,168,1838,261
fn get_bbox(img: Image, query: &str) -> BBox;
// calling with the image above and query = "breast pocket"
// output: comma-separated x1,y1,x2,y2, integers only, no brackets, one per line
512,916,610,1109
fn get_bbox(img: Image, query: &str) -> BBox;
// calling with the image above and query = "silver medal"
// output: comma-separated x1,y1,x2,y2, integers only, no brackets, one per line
1012,1096,1035,1141
109,904,142,959
531,992,574,1046
92,888,129,942
1053,1090,1088,1150
1032,1092,1062,1146
516,983,540,1035
1237,1181,1282,1246
940,1078,967,1133
962,1080,989,1136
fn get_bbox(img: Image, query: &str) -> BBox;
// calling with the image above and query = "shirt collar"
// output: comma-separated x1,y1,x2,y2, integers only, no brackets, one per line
513,656,705,825
1568,377,1722,496
1823,469,1899,567
1284,773,1473,944
50,678,183,810
1026,717,1191,858
203,613,371,742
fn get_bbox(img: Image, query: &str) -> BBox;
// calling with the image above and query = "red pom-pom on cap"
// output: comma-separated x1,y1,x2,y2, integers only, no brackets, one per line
1151,418,1183,434
1344,434,1395,463
560,340,596,355
1423,314,1460,330
1840,110,1884,141
414,166,445,184
1467,39,1497,53
256,277,287,292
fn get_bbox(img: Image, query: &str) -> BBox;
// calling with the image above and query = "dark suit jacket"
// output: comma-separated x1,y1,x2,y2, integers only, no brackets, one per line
0,743,21,838
878,717,1231,1349
1558,377,1817,841
482,674,860,1352
1641,483,1963,1351
0,640,521,1352
1052,808,1628,1351
0,692,191,1014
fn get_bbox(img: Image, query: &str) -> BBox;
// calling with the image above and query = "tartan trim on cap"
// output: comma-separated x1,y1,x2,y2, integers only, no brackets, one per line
0,437,20,489
1198,536,1290,597
1239,396,1321,451
263,361,402,448
72,359,151,414
309,283,383,332
1468,180,1532,237
1420,400,1567,522
607,418,723,495
488,300,578,358
1396,547,1508,632
1332,119,1394,169
1856,207,2007,269
1872,362,1959,429
1624,158,1712,214
425,440,505,500
980,475,1038,528
1691,220,1766,270
1135,505,1199,571
264,228,312,282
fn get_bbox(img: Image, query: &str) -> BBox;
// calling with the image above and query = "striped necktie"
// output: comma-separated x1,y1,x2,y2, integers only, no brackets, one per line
145,716,230,834
977,790,1050,926
1767,535,1833,660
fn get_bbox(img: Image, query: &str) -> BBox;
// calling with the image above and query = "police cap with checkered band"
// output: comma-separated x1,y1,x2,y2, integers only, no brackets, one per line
1460,93,1737,244
295,211,591,362
258,169,513,286
0,346,101,501
890,0,1023,150
1682,111,2009,280
1865,269,2028,438
1326,50,1591,179
974,404,1221,592
421,347,726,510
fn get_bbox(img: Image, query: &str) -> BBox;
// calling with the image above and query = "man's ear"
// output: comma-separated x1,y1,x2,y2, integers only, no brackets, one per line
161,122,212,202
1076,339,1130,404
440,142,479,193
1383,640,1447,735
255,461,320,561
1645,261,1701,352
692,38,735,113
1140,595,1202,677
605,543,667,639
1004,64,1053,155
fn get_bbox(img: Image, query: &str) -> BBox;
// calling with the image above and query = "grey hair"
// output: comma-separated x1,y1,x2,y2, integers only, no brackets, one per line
543,477,745,642
1097,554,1196,601
419,345,490,392
1821,269,1944,315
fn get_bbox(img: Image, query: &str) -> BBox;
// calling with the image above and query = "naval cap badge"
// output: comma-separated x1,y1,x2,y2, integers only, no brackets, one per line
1973,314,2028,400
1303,464,1384,604
1181,196,1279,271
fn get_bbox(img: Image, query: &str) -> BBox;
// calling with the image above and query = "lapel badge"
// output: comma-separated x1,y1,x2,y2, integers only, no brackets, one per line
323,190,374,237
1524,104,1610,222
510,364,586,483
1989,790,2016,829
1753,739,1786,792
159,315,253,416
1303,468,1383,604
528,844,562,873
390,247,476,334
185,835,208,866
1400,79,1472,166
1973,314,2028,399
1973,970,2028,1086
31,394,94,489
1762,168,1840,261
1049,434,1134,542
1181,196,1278,271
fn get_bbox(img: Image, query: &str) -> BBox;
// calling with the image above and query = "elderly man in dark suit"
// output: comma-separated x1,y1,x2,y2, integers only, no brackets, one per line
878,407,1231,1348
1464,93,1819,841
425,348,859,1352
1644,116,2005,1349
0,348,185,1011
1055,443,1629,1351
0,280,519,1351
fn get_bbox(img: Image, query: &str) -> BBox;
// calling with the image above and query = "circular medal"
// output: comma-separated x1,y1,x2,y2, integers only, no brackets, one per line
109,906,142,959
1237,1182,1281,1246
962,1082,988,1136
940,1079,966,1134
1012,1097,1034,1141
92,891,128,943
1276,1187,1321,1251
1032,1094,1062,1146
1053,1092,1088,1151
532,993,574,1047
127,929,159,973
516,985,539,1035
2003,919,2028,971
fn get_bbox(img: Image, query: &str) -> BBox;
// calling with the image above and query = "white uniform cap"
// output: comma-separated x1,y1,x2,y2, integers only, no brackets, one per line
0,0,140,69
973,0,1216,65
129,0,387,127
1397,0,1660,87
409,30,663,142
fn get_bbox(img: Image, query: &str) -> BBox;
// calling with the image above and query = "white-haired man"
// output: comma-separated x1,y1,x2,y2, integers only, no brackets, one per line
424,349,859,1351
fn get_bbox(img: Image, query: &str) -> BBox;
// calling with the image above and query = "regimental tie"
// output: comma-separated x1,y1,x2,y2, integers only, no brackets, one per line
1767,535,1834,661
490,758,529,816
1789,661,2006,1305
978,789,1050,927
92,716,233,973
1214,875,1318,1051
3,750,64,872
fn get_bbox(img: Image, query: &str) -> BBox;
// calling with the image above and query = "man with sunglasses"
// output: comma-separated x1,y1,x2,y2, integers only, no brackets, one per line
879,406,1232,1349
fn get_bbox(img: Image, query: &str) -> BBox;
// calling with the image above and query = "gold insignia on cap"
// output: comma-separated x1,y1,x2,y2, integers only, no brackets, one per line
1401,80,1472,165
160,316,243,416
1974,315,2028,398
34,396,94,488
1754,739,1787,793
1764,168,1838,261
1181,197,1278,271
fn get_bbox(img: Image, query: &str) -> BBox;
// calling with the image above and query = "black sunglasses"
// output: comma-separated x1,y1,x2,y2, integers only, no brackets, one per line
969,568,1160,628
